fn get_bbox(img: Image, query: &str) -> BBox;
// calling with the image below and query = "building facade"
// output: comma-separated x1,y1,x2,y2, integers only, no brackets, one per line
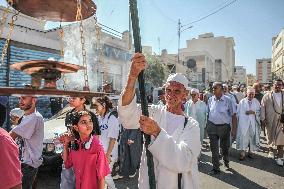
62,18,132,93
184,33,235,82
0,6,133,121
0,6,61,119
158,32,236,89
272,29,284,79
246,74,256,87
179,50,216,89
233,66,246,85
256,58,272,84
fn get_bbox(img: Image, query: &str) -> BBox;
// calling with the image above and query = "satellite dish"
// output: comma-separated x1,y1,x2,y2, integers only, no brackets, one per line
186,59,196,69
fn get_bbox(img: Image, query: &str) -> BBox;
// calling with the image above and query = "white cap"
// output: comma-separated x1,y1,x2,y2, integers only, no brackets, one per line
222,83,228,88
10,108,24,118
166,73,189,89
190,88,199,94
247,86,255,93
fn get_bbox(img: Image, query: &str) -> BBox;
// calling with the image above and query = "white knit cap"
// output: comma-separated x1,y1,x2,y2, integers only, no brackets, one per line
190,88,199,94
166,73,189,89
10,108,24,118
222,83,228,88
247,87,255,93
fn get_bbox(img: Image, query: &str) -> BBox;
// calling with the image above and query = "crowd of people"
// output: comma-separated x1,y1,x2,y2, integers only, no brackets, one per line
0,52,283,189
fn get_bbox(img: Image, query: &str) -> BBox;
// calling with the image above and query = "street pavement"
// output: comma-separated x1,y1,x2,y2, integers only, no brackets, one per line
37,133,284,189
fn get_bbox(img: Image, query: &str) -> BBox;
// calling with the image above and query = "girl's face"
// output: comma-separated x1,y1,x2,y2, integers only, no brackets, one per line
93,101,105,116
68,97,85,108
74,114,93,137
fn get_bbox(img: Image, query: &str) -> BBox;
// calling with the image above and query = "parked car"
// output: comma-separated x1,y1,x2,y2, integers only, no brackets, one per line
41,106,71,170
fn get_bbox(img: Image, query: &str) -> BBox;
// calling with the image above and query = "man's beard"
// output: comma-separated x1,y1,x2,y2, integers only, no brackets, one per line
274,89,281,93
20,104,33,111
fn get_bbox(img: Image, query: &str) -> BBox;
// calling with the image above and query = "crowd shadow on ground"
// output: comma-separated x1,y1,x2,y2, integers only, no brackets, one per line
200,134,284,189
199,153,267,189
229,148,284,177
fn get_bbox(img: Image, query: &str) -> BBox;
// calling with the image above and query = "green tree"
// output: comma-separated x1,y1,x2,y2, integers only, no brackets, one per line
144,56,166,87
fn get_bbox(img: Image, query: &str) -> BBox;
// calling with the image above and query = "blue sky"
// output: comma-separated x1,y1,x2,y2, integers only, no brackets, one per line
1,0,284,74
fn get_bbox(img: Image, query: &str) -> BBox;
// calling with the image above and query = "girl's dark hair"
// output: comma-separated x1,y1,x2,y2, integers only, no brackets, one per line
96,95,113,116
71,111,91,140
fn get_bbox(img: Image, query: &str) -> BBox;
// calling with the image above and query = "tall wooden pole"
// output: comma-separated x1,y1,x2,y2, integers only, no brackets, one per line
129,0,156,188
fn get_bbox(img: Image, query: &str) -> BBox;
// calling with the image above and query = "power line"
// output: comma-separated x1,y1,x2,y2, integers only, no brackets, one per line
163,33,177,49
98,23,123,34
150,0,177,24
183,0,237,27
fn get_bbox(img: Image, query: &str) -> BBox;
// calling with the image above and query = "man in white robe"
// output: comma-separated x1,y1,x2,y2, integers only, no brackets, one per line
236,87,261,160
185,88,207,144
118,53,201,189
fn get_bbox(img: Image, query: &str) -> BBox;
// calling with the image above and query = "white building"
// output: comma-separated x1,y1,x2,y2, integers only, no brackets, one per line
256,58,272,84
0,6,60,51
179,50,216,89
233,66,246,85
184,33,235,82
272,29,284,79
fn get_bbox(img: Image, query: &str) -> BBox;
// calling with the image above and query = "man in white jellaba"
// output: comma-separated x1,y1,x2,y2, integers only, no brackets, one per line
118,53,201,189
236,87,261,160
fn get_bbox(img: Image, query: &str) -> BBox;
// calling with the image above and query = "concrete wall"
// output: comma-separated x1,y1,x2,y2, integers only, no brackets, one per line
62,18,132,93
272,29,284,78
0,6,60,50
185,33,235,82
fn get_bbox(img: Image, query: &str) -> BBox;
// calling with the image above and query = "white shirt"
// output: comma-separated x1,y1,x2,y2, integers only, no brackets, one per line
98,112,120,159
273,92,282,106
165,111,185,135
12,110,44,168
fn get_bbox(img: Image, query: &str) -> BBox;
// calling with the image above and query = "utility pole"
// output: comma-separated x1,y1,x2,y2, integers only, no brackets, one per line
177,19,193,69
169,20,193,74
157,37,160,55
177,19,181,64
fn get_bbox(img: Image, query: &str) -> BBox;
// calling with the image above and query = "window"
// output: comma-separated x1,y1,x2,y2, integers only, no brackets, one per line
275,38,282,48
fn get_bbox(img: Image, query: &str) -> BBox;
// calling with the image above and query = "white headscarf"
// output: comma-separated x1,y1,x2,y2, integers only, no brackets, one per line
190,88,199,94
